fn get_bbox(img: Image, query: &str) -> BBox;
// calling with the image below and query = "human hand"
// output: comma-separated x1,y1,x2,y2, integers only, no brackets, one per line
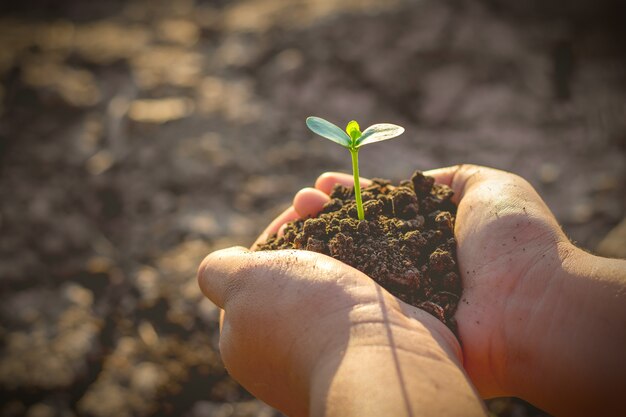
294,165,606,413
200,164,625,416
197,204,485,416
402,165,626,417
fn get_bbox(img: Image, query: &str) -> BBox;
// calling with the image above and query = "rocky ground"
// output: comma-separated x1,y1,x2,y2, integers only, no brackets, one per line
0,0,624,416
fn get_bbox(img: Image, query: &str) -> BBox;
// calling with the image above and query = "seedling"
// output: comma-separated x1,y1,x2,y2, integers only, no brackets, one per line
306,116,405,220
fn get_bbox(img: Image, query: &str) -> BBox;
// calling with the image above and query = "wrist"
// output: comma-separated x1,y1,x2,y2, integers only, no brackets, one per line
498,240,578,396
503,242,626,416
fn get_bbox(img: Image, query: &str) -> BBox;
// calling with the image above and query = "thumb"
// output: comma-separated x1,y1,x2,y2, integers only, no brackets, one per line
197,246,253,309
423,164,500,204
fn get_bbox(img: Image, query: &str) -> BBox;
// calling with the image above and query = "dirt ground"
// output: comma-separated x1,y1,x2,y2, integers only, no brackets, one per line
0,0,624,416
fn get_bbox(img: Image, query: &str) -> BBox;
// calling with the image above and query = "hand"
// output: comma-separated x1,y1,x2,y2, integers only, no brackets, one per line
197,207,485,416
297,165,626,416
200,164,625,416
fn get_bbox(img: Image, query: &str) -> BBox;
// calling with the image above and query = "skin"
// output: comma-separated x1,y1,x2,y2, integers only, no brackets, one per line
306,165,626,416
199,247,486,417
199,164,626,417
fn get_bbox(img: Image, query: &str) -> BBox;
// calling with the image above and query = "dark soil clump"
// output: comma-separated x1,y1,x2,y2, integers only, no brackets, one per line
257,171,462,331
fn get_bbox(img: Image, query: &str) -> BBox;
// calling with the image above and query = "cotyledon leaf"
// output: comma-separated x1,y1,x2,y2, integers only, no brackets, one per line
306,116,351,147
356,123,405,147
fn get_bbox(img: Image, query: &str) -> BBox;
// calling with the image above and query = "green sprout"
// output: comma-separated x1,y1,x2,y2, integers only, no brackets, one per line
306,116,405,220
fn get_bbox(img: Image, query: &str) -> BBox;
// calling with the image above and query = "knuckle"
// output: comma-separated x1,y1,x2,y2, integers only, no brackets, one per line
221,255,260,303
510,172,534,189
197,248,231,279
197,251,217,285
197,247,252,301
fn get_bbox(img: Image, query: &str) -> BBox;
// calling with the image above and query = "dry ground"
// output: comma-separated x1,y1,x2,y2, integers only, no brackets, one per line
1,0,624,416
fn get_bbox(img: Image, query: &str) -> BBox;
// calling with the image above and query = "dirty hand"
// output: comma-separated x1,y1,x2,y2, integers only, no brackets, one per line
197,230,485,416
295,165,626,417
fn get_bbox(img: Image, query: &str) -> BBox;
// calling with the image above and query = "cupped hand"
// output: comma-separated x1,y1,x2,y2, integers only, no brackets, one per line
204,165,625,417
298,165,574,399
198,214,464,416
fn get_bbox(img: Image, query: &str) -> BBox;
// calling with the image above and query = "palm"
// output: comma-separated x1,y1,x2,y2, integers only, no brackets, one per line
450,172,566,396
296,166,567,397
203,247,461,417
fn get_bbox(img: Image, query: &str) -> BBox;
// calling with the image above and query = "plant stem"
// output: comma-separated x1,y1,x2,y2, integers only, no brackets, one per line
350,148,365,220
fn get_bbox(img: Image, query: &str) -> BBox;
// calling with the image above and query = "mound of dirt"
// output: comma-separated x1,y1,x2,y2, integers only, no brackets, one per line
257,171,462,331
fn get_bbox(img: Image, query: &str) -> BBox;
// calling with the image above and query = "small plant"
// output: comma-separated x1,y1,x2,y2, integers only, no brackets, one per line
306,116,405,220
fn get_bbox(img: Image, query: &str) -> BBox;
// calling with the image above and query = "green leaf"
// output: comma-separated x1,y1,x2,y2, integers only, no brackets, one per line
306,117,351,147
356,123,405,147
345,120,361,142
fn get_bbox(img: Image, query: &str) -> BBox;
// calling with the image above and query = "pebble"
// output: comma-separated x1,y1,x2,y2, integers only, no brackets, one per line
569,201,594,223
128,98,195,124
539,162,561,184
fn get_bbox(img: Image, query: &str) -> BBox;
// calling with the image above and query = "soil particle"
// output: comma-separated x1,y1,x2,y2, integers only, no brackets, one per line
257,171,461,331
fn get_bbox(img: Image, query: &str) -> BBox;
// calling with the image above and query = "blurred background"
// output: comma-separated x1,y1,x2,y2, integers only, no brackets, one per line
0,0,624,416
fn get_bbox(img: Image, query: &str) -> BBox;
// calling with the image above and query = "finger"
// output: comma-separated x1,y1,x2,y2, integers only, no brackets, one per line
252,206,299,249
197,246,251,309
423,164,490,204
398,301,463,364
294,187,330,219
315,172,372,195
422,166,460,187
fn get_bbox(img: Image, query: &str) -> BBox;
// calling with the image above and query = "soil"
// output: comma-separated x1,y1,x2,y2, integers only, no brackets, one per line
257,171,461,331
